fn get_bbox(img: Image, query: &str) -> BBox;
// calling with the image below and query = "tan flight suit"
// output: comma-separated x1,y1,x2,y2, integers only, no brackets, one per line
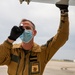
0,14,69,75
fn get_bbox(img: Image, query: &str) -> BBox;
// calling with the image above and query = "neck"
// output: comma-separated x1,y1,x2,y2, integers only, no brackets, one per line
21,40,34,50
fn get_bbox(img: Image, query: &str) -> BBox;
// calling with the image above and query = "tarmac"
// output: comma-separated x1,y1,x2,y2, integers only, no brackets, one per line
43,60,75,75
0,60,75,75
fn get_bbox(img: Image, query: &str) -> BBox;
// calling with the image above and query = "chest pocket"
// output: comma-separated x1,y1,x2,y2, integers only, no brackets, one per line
8,54,21,75
29,53,40,75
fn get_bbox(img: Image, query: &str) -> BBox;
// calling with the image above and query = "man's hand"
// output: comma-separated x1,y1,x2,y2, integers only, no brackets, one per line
55,0,69,12
8,26,24,41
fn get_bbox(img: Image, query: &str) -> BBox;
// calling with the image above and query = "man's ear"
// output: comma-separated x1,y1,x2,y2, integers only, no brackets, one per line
33,30,37,36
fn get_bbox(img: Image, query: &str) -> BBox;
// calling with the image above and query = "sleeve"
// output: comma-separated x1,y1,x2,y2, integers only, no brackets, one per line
0,40,13,65
41,14,69,63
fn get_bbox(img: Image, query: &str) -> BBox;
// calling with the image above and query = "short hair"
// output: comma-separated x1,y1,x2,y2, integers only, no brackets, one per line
19,19,35,30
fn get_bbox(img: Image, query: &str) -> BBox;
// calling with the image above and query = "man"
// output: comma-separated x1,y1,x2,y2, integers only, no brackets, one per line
0,0,69,75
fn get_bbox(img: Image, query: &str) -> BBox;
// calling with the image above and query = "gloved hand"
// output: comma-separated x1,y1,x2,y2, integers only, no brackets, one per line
55,0,69,12
56,4,68,12
8,26,24,41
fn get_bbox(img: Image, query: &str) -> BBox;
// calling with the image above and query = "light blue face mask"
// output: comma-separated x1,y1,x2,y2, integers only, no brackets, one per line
19,29,33,43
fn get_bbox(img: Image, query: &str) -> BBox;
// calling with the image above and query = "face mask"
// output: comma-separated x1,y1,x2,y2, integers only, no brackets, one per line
19,29,33,43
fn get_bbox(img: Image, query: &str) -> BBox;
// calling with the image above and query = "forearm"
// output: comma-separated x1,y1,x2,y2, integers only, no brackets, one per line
58,12,69,35
53,12,69,48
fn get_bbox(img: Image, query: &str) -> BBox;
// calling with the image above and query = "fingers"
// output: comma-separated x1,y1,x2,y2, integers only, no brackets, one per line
19,26,24,33
12,26,24,33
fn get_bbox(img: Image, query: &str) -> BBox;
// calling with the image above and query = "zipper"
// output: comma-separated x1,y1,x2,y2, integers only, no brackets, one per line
16,53,21,75
16,59,20,75
22,50,31,75
22,53,26,75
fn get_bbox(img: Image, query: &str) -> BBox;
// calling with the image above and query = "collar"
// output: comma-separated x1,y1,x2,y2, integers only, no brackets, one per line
13,43,41,53
31,43,41,52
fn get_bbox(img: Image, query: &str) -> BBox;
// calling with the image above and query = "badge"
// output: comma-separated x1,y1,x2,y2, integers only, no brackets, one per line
29,53,40,74
29,61,40,74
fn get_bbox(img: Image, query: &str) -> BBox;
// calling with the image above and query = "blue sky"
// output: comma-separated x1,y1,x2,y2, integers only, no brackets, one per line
0,0,75,60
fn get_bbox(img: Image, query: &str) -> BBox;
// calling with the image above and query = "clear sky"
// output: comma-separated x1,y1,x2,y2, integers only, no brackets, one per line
0,0,75,60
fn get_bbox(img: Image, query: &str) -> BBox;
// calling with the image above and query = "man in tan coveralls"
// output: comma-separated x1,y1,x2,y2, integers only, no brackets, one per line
0,0,69,75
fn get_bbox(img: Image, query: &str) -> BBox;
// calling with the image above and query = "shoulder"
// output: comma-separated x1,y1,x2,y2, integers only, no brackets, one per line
32,43,41,52
12,43,22,49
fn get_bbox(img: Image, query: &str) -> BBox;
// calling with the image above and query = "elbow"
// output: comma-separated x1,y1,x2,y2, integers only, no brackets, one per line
65,32,69,41
62,33,69,44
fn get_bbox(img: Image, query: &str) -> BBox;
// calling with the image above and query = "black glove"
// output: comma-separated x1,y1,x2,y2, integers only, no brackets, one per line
8,26,24,41
56,4,68,12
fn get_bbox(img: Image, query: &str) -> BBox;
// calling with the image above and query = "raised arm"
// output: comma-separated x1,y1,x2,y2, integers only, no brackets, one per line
0,25,24,65
41,0,69,63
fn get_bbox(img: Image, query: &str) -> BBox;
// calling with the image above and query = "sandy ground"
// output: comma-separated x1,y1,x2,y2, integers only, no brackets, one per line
43,60,75,75
0,60,75,75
